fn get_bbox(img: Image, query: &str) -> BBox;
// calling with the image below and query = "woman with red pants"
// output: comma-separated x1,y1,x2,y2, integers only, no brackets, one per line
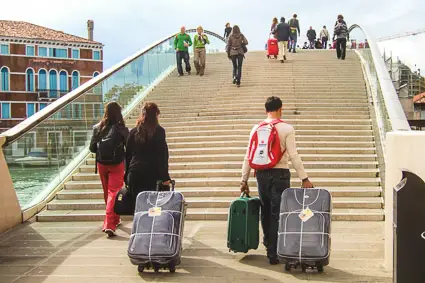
90,102,129,237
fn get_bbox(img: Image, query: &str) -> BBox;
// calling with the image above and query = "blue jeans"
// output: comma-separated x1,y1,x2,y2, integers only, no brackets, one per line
176,51,191,75
256,168,291,259
289,34,297,52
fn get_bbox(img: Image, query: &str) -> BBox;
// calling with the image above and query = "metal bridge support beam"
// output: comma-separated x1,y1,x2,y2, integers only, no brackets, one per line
0,136,22,233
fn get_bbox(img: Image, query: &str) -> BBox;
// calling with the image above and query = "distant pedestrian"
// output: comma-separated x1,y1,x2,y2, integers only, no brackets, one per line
333,14,349,60
224,23,232,42
174,26,192,77
272,17,290,63
226,25,248,87
307,26,316,49
320,26,330,49
288,14,300,53
193,26,210,76
302,42,309,49
271,17,278,38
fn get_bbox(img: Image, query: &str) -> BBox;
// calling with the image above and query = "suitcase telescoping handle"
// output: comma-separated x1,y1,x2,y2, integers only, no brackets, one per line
240,191,251,198
156,180,176,191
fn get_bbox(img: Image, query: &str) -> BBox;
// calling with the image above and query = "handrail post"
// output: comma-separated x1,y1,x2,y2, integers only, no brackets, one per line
0,136,22,233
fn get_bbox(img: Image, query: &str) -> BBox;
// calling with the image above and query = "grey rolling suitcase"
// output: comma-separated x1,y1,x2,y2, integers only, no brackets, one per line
127,181,186,273
277,188,332,273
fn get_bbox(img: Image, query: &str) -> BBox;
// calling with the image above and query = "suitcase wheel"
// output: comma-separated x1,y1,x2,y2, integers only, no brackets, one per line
169,264,176,273
284,263,291,272
274,55,277,59
137,265,144,273
267,55,270,59
154,265,160,273
317,265,324,273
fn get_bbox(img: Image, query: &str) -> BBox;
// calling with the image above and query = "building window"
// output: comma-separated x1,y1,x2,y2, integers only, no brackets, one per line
26,69,35,92
39,103,47,110
1,67,9,91
72,71,80,90
93,103,103,118
1,103,11,119
0,44,9,55
49,48,68,58
72,49,80,59
72,104,82,119
26,46,35,56
38,69,47,91
38,47,47,57
59,71,68,93
49,70,58,98
27,103,35,117
93,50,101,60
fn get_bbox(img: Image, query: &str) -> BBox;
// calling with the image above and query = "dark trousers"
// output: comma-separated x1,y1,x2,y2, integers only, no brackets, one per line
289,35,297,52
256,168,291,259
322,38,328,49
336,38,347,59
176,51,191,75
231,54,244,84
309,39,315,49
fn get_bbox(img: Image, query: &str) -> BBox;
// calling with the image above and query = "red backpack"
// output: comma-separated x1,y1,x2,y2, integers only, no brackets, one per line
248,120,285,170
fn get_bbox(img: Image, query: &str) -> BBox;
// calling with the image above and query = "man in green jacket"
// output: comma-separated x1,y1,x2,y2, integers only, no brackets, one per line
174,26,192,76
193,26,210,76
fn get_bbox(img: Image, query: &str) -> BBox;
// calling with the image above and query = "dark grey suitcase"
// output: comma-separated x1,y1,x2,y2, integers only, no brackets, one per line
127,181,186,273
277,188,332,273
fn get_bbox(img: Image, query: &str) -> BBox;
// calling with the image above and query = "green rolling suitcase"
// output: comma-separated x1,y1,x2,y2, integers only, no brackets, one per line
227,192,261,253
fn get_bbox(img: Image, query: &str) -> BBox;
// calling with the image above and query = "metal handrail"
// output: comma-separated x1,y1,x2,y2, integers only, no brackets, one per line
349,24,411,132
0,29,225,147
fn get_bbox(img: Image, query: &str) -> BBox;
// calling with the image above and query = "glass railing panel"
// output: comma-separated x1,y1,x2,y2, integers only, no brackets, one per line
1,31,225,209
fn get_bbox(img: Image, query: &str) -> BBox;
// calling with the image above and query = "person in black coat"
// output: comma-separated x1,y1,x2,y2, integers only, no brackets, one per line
125,102,170,195
307,26,317,49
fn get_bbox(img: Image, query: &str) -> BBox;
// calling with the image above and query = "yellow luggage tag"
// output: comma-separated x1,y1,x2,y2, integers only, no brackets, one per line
148,207,162,217
299,207,314,222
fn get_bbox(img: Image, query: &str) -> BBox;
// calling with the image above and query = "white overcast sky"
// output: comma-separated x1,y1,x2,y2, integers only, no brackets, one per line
1,0,424,70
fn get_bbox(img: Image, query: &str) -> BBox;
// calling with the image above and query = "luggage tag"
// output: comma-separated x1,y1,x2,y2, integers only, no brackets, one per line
148,207,162,217
299,207,314,222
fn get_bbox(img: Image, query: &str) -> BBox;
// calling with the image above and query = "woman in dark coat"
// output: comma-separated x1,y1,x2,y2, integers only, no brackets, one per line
226,25,248,87
125,102,170,195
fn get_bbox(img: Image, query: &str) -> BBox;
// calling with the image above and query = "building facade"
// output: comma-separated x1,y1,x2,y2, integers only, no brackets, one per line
0,20,103,132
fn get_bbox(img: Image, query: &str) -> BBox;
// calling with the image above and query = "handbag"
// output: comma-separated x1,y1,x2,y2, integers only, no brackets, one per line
114,185,135,215
242,44,248,53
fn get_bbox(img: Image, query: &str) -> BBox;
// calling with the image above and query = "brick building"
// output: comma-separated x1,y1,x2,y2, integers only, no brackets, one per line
0,20,103,133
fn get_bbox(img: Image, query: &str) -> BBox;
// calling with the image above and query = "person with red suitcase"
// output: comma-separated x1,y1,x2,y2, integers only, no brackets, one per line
272,17,291,63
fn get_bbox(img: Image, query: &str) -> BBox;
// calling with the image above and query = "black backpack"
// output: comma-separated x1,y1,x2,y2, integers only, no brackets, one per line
96,125,125,165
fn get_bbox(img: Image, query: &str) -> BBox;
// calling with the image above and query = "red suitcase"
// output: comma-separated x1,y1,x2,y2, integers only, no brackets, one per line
267,37,278,59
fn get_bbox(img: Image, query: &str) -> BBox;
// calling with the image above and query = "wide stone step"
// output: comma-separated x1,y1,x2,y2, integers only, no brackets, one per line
149,98,369,106
157,115,372,122
72,168,379,182
163,124,372,132
167,140,376,149
160,111,371,119
64,177,381,190
36,208,384,222
159,103,369,112
80,160,378,173
47,196,382,211
158,119,373,126
166,129,374,137
168,147,376,156
57,186,382,200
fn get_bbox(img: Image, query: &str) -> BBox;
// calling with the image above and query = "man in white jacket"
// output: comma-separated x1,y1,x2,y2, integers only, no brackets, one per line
240,96,313,265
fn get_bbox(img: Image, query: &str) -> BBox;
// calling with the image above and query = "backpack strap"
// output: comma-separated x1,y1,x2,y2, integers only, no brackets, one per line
259,119,284,127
